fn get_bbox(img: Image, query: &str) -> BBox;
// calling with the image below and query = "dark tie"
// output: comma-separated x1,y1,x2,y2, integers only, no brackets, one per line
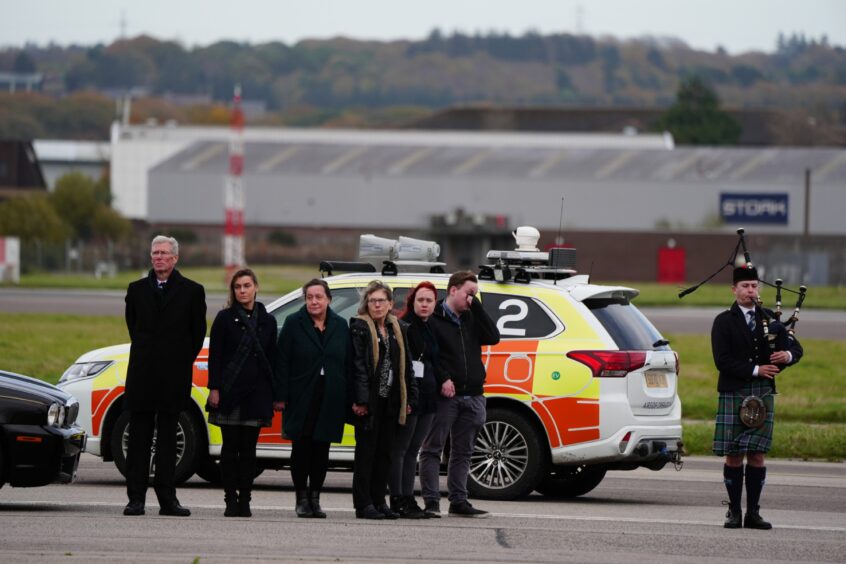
747,310,755,332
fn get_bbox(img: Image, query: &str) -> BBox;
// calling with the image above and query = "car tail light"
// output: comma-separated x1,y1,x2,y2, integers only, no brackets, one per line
566,350,646,378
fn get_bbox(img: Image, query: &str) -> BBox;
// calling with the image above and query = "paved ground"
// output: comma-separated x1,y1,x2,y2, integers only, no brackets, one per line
1,455,843,562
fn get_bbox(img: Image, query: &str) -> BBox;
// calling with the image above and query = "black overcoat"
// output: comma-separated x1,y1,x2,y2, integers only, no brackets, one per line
207,302,278,420
711,302,803,393
124,269,207,412
276,306,351,443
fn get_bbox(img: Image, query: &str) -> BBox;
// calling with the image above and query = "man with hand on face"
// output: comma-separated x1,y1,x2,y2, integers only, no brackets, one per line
122,235,207,517
711,266,802,530
418,271,499,518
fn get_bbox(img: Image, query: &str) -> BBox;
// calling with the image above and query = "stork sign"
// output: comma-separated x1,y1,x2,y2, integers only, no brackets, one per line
720,193,789,225
224,84,246,278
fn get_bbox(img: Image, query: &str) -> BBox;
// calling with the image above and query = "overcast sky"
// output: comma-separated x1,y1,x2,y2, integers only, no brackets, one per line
2,0,844,54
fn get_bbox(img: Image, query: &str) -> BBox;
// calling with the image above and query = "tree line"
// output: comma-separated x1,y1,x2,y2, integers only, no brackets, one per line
0,31,843,140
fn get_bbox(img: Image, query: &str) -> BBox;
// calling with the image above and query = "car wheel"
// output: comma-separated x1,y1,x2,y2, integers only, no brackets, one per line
535,465,607,498
110,410,201,484
467,407,546,500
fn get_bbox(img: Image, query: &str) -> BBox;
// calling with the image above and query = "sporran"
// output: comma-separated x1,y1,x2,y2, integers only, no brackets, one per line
739,395,767,428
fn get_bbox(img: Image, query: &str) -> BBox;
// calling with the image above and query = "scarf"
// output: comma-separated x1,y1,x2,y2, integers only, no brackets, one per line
355,313,408,425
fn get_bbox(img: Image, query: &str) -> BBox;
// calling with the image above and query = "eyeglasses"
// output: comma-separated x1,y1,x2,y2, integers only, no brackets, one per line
151,251,173,257
367,298,389,305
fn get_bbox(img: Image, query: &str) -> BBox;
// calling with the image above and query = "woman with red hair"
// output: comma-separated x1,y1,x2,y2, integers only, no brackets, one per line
389,281,441,518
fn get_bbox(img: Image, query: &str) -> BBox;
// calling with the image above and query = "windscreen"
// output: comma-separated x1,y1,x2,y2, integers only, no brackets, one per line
584,298,669,351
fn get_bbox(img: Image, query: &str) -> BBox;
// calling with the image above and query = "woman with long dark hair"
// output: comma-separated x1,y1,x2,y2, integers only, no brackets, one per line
276,279,351,518
349,280,417,520
207,268,278,517
389,281,440,518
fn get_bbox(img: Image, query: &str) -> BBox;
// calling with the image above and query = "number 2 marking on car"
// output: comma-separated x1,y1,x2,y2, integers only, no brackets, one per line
497,299,529,337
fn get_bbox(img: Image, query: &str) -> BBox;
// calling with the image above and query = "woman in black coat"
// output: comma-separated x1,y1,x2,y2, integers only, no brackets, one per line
389,281,440,518
350,280,417,520
276,279,351,518
207,268,278,518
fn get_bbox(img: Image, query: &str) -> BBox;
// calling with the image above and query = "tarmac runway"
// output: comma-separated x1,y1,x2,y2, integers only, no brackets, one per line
0,455,843,562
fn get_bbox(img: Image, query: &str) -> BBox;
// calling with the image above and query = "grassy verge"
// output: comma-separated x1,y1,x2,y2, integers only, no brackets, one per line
671,333,846,423
5,264,318,295
683,420,846,461
1,314,843,460
4,268,845,309
610,280,846,310
0,313,129,384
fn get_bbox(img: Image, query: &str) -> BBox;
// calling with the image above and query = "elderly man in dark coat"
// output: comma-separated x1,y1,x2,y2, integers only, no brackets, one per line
122,235,207,517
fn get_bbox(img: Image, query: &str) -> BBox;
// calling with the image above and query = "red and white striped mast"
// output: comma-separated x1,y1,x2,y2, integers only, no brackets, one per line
224,84,245,281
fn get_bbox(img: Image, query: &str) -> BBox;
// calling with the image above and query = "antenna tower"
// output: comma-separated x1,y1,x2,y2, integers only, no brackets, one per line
223,84,246,281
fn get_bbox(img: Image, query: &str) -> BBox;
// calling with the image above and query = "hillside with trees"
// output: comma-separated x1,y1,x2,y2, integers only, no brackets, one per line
1,31,844,139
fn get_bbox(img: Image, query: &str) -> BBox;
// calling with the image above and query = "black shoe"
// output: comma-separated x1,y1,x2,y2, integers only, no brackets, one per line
238,493,252,518
448,500,489,518
375,503,400,520
744,508,772,530
389,495,405,513
355,504,385,520
423,499,441,518
398,496,426,519
295,489,313,518
159,502,191,517
724,508,742,529
224,491,239,517
123,500,145,516
309,491,326,519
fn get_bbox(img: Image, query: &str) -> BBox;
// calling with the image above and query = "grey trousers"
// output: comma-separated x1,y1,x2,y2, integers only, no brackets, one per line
419,395,486,504
388,412,436,498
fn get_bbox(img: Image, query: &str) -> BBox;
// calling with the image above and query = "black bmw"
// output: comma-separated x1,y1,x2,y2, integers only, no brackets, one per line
0,370,86,488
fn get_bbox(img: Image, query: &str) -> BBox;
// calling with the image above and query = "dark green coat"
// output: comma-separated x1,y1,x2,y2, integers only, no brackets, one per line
275,305,351,443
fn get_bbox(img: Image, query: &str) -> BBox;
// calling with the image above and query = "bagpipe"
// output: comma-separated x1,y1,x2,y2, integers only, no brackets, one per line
679,227,807,352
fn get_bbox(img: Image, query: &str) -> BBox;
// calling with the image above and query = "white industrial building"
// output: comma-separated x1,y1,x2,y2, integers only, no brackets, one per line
107,122,846,238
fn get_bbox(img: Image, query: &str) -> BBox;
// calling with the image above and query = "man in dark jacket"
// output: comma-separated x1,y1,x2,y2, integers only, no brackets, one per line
711,266,802,530
122,235,207,517
419,271,499,518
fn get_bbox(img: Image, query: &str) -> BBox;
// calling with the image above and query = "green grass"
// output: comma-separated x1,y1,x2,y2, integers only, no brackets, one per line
671,333,846,423
1,313,843,460
4,267,844,309
6,264,319,294
683,420,846,461
0,313,129,384
609,280,846,310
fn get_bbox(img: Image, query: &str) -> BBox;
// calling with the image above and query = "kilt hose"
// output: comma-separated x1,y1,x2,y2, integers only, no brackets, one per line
713,380,776,456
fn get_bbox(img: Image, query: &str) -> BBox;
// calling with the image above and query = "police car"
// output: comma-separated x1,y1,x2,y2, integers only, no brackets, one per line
58,227,682,500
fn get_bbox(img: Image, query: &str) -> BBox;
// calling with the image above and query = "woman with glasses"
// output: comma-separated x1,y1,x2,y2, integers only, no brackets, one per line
349,280,417,520
207,268,277,518
276,278,351,518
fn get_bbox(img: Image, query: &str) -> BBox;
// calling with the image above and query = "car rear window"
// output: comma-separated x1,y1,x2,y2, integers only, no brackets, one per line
584,298,668,350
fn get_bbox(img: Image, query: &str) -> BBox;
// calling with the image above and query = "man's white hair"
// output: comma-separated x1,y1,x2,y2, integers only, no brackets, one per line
151,235,179,256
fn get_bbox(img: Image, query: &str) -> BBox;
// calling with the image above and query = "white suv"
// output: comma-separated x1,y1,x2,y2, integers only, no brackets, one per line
59,233,682,500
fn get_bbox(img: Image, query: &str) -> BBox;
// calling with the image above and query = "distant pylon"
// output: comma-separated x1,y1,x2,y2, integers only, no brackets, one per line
224,84,245,282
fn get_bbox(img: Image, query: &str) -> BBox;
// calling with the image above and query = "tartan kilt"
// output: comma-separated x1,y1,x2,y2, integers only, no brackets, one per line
713,380,776,456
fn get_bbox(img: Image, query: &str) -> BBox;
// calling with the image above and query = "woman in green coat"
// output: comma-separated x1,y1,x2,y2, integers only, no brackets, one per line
276,279,351,518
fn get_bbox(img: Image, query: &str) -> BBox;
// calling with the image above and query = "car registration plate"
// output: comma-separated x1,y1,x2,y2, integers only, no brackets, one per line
644,370,668,388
